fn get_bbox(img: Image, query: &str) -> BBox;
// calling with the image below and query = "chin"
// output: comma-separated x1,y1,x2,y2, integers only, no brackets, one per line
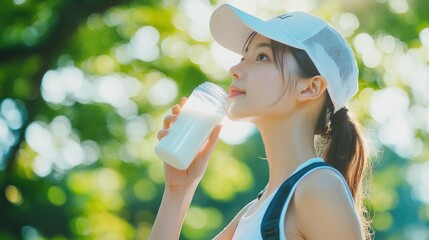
227,109,255,122
226,111,241,121
227,109,244,121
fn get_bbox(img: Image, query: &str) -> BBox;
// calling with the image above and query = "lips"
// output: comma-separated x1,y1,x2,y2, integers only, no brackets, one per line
229,86,246,98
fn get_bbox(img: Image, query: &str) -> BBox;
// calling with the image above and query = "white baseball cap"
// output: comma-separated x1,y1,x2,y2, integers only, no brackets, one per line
209,4,359,113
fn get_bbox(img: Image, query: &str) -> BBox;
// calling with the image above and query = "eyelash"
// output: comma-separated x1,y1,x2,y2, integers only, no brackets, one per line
256,53,269,61
241,53,270,62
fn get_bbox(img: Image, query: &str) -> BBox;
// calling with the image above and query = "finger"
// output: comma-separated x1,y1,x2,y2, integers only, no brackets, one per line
180,97,187,108
172,97,187,115
172,104,181,115
163,115,177,129
157,129,169,141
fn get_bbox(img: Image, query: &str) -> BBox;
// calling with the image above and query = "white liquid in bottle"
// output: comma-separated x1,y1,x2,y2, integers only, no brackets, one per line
155,109,223,170
155,82,229,170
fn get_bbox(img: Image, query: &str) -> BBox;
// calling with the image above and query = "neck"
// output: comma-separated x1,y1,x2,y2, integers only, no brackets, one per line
254,114,318,195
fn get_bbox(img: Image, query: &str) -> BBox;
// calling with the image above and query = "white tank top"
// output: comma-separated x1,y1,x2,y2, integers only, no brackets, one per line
231,158,354,240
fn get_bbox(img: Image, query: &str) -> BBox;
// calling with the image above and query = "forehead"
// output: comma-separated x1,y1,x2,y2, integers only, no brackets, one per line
248,34,271,47
243,34,272,55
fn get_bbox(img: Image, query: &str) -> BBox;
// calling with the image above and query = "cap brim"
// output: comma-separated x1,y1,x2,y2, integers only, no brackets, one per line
210,4,302,55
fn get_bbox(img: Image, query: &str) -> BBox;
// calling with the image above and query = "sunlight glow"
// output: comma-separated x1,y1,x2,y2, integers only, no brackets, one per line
130,26,160,62
353,33,381,68
161,36,189,60
210,42,241,72
337,12,360,37
96,168,123,191
81,140,100,164
370,88,409,123
0,119,10,144
96,75,128,108
148,78,178,106
219,118,256,145
188,44,209,64
369,88,417,157
25,116,93,177
381,35,396,54
1,99,24,130
388,0,409,13
116,100,139,119
407,162,429,204
41,67,87,105
126,116,148,140
0,118,16,152
42,67,142,113
13,0,25,5
182,0,212,41
420,28,429,48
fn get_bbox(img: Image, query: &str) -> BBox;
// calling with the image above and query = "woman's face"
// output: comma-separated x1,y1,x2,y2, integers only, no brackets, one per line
227,34,297,122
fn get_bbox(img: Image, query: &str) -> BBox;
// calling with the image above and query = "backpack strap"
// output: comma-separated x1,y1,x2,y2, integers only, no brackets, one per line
261,161,331,240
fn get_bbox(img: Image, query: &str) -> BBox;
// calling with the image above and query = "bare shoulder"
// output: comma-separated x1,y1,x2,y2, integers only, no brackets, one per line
295,168,352,203
291,168,362,240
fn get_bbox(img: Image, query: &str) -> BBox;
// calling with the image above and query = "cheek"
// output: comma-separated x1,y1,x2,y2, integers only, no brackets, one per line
227,66,292,120
248,71,284,105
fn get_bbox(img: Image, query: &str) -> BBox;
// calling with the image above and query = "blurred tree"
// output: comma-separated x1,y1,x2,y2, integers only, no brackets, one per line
0,0,428,239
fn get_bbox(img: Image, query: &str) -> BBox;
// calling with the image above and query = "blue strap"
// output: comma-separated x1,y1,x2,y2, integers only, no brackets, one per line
261,161,331,240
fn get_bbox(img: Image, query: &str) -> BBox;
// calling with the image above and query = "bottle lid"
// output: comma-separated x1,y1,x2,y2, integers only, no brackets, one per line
196,82,230,113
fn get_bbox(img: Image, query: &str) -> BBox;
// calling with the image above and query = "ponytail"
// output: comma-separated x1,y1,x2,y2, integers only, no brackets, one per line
315,96,372,239
324,105,365,198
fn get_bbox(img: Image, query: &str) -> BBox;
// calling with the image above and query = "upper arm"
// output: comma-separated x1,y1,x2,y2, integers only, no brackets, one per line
212,200,254,240
293,169,362,240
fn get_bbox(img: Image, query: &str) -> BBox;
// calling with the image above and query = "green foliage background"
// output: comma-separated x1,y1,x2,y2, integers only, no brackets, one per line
1,0,428,239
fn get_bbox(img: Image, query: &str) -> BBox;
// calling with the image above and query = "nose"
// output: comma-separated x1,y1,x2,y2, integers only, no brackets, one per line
230,62,243,80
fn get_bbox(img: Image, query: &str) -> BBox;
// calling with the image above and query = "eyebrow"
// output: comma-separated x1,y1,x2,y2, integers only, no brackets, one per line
244,42,272,54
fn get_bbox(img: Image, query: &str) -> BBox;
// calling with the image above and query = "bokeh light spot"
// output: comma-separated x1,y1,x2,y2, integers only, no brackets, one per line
96,168,123,191
133,179,156,201
47,186,67,206
388,0,409,13
185,206,207,229
126,116,148,140
21,226,41,240
372,211,393,231
1,98,24,130
419,28,429,48
130,26,160,62
338,12,359,37
407,162,429,204
13,0,25,5
94,55,117,74
148,78,178,106
5,185,23,205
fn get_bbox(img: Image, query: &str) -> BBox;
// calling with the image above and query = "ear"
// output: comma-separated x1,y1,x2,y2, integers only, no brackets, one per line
296,76,327,102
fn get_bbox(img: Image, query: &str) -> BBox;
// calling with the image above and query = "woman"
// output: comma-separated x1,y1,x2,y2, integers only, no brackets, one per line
149,4,371,240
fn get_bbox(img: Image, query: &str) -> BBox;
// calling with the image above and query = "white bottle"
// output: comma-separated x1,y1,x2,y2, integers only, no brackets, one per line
155,82,229,170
